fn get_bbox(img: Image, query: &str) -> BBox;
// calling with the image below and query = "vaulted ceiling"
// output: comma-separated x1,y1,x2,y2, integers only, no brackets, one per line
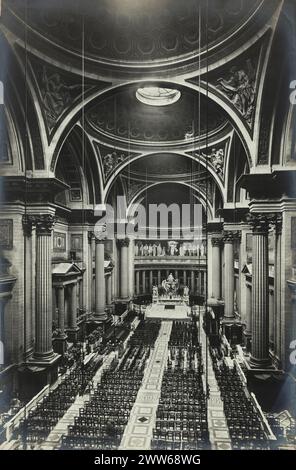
2,0,292,215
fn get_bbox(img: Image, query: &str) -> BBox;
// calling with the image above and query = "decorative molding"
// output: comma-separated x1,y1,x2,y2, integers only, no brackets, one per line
53,232,66,252
11,0,263,66
70,234,83,251
0,219,13,250
93,142,139,182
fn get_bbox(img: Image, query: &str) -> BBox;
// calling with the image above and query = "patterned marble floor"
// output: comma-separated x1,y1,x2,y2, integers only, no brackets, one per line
200,322,232,450
120,321,172,450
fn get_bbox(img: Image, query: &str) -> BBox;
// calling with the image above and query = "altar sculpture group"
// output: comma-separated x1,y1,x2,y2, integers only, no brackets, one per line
152,273,189,300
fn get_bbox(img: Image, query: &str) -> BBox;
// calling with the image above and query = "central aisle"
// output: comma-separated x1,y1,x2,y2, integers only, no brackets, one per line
200,319,232,450
120,321,172,450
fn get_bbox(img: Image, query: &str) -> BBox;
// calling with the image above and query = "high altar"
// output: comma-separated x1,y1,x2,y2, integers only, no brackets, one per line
146,274,190,320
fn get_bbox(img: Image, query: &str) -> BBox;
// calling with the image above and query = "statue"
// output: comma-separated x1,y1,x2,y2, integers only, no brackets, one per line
162,273,178,294
184,286,189,296
152,286,158,296
41,66,81,129
216,60,256,124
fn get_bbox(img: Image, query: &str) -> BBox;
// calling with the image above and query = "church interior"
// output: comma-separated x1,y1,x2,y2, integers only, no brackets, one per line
0,0,296,451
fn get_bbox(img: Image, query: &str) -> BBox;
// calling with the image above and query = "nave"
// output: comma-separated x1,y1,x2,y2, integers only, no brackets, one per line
2,314,294,451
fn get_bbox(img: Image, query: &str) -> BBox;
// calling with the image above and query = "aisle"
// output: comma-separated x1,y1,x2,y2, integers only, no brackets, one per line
200,322,232,450
120,321,172,450
38,351,116,450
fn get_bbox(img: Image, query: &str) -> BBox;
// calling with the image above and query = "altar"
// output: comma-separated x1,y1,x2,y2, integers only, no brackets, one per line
145,273,191,320
145,303,190,320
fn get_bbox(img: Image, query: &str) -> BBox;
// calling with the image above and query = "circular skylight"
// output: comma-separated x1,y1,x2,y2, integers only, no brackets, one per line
136,86,181,106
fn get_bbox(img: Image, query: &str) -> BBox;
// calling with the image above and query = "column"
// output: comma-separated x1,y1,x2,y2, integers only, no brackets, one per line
142,271,146,294
274,215,282,362
117,239,130,299
34,215,56,360
57,286,66,336
211,238,222,300
128,236,135,298
149,270,153,290
249,214,271,367
136,271,140,294
157,270,161,286
244,284,252,351
90,233,96,311
95,238,106,320
88,232,94,313
269,289,274,349
106,274,112,306
191,271,194,292
183,270,187,287
69,282,78,329
22,215,34,358
223,232,235,319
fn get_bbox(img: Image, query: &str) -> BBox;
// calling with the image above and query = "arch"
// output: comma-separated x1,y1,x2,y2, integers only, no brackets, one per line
48,80,253,172
126,181,214,222
103,150,226,204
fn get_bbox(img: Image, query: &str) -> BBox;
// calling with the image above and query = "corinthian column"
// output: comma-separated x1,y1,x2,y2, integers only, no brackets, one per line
117,238,130,299
95,238,106,321
106,274,112,306
211,238,222,300
34,214,56,360
249,214,271,367
22,215,35,358
223,232,237,319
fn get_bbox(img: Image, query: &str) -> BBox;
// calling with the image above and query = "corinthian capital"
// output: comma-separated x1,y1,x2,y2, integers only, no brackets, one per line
223,230,241,244
117,238,130,248
34,214,56,235
211,237,222,247
246,213,271,235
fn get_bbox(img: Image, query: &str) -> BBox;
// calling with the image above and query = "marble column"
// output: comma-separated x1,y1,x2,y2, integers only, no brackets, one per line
211,238,222,300
34,215,56,360
69,282,78,329
149,271,153,290
191,271,194,292
90,233,96,311
67,282,79,342
157,270,161,286
249,215,271,367
142,271,146,293
22,216,34,358
183,271,187,287
57,286,66,335
269,289,274,349
136,271,140,294
128,237,135,298
117,239,130,299
106,274,112,306
244,284,252,351
223,232,236,319
88,232,95,313
95,238,106,320
274,215,282,362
